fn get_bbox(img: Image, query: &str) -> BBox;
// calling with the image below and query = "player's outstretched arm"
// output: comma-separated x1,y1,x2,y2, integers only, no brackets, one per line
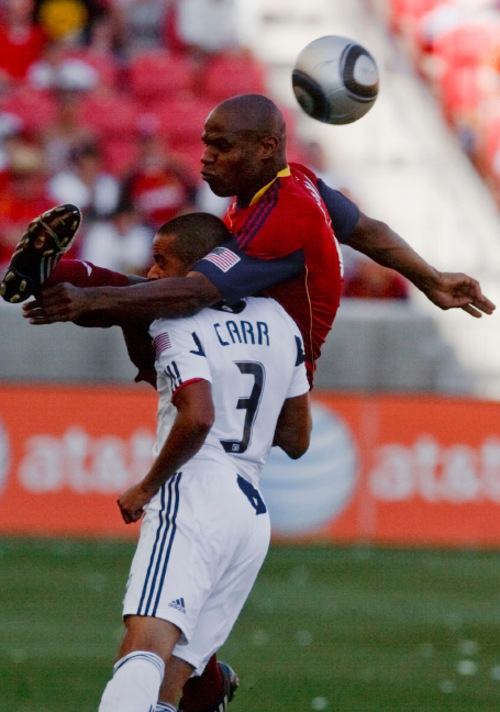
346,212,496,318
273,392,312,459
22,271,222,326
118,380,214,523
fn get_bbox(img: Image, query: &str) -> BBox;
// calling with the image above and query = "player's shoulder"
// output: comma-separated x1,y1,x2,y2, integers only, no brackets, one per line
149,312,200,342
288,162,320,192
289,161,319,183
285,163,329,215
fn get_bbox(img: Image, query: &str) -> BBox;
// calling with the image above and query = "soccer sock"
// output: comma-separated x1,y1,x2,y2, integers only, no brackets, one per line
179,655,224,712
98,650,165,712
46,259,131,288
156,703,178,712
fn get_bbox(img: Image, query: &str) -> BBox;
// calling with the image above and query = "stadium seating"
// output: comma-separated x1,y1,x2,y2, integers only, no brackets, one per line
381,0,500,207
0,87,58,135
200,52,267,101
78,90,143,138
152,95,214,144
128,49,195,103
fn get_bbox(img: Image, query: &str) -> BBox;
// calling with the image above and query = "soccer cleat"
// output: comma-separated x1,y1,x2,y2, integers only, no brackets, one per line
0,203,81,303
178,662,239,712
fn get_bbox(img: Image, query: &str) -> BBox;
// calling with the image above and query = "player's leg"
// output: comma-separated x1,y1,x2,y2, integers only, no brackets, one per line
45,258,132,288
110,473,200,712
99,614,181,712
160,655,197,710
156,656,238,712
123,470,225,712
162,473,271,712
177,656,239,712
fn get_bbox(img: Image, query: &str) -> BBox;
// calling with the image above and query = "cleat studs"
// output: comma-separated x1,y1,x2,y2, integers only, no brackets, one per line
10,293,20,302
19,280,27,291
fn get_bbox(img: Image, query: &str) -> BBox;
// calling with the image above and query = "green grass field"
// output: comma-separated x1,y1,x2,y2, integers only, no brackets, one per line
1,538,500,712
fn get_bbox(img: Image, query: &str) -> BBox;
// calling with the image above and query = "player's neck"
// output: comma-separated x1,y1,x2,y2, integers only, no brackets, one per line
236,163,288,208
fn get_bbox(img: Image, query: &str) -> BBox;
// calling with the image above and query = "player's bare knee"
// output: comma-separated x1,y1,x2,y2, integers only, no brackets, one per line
119,614,183,661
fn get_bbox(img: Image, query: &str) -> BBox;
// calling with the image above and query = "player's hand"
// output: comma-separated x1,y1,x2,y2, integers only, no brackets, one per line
423,271,496,318
22,283,92,324
117,483,155,525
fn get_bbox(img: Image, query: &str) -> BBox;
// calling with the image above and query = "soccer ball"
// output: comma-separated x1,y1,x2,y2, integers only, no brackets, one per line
292,35,379,125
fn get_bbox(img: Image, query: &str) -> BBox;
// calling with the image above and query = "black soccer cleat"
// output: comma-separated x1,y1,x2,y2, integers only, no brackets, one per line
179,662,240,712
0,203,81,303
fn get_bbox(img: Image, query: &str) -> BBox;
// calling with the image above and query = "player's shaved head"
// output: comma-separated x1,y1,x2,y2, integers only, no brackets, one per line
158,212,230,267
214,94,286,144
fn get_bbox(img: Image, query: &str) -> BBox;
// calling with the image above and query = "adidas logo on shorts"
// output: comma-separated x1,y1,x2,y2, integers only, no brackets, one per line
168,597,186,614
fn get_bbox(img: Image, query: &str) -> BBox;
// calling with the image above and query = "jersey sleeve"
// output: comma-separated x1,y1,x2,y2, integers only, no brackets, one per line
151,318,212,397
316,179,360,243
287,331,310,399
190,239,304,301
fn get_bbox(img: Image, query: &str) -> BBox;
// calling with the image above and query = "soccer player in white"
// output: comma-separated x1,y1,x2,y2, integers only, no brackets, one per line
98,213,312,712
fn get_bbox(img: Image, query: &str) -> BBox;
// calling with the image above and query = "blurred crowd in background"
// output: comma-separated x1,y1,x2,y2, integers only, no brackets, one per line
9,0,500,302
382,0,500,207
0,0,270,278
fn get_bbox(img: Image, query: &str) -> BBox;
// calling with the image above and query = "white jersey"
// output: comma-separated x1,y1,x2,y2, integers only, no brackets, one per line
149,296,309,488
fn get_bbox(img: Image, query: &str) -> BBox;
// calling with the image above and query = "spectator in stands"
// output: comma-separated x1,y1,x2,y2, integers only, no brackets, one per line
47,139,121,222
39,59,97,173
79,204,154,275
28,39,99,90
83,4,126,61
0,141,53,273
114,0,171,52
33,0,106,47
0,0,47,86
120,131,198,229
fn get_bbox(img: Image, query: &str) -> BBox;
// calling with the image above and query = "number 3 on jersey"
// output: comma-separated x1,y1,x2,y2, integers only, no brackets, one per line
220,361,265,454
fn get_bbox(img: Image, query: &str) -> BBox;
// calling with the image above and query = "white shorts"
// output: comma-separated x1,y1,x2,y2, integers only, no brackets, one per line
123,461,270,675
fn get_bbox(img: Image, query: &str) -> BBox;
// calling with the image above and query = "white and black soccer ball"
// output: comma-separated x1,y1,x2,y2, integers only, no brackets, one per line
292,35,379,125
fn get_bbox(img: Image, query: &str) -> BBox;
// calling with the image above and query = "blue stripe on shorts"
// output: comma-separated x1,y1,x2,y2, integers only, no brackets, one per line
137,472,182,617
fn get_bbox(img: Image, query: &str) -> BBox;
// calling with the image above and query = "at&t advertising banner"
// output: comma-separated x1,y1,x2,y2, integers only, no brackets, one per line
1,384,500,546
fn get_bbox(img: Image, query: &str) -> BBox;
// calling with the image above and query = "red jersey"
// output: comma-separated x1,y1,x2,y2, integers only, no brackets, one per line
195,163,344,381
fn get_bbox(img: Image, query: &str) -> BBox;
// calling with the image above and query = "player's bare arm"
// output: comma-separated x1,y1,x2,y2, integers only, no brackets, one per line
347,212,496,318
273,392,312,459
22,271,222,326
118,380,214,524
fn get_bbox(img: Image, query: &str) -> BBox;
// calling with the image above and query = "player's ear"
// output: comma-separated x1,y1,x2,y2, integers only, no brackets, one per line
258,135,279,159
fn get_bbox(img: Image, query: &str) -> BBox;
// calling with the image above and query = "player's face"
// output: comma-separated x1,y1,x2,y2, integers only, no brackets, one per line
147,233,187,280
201,109,267,203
